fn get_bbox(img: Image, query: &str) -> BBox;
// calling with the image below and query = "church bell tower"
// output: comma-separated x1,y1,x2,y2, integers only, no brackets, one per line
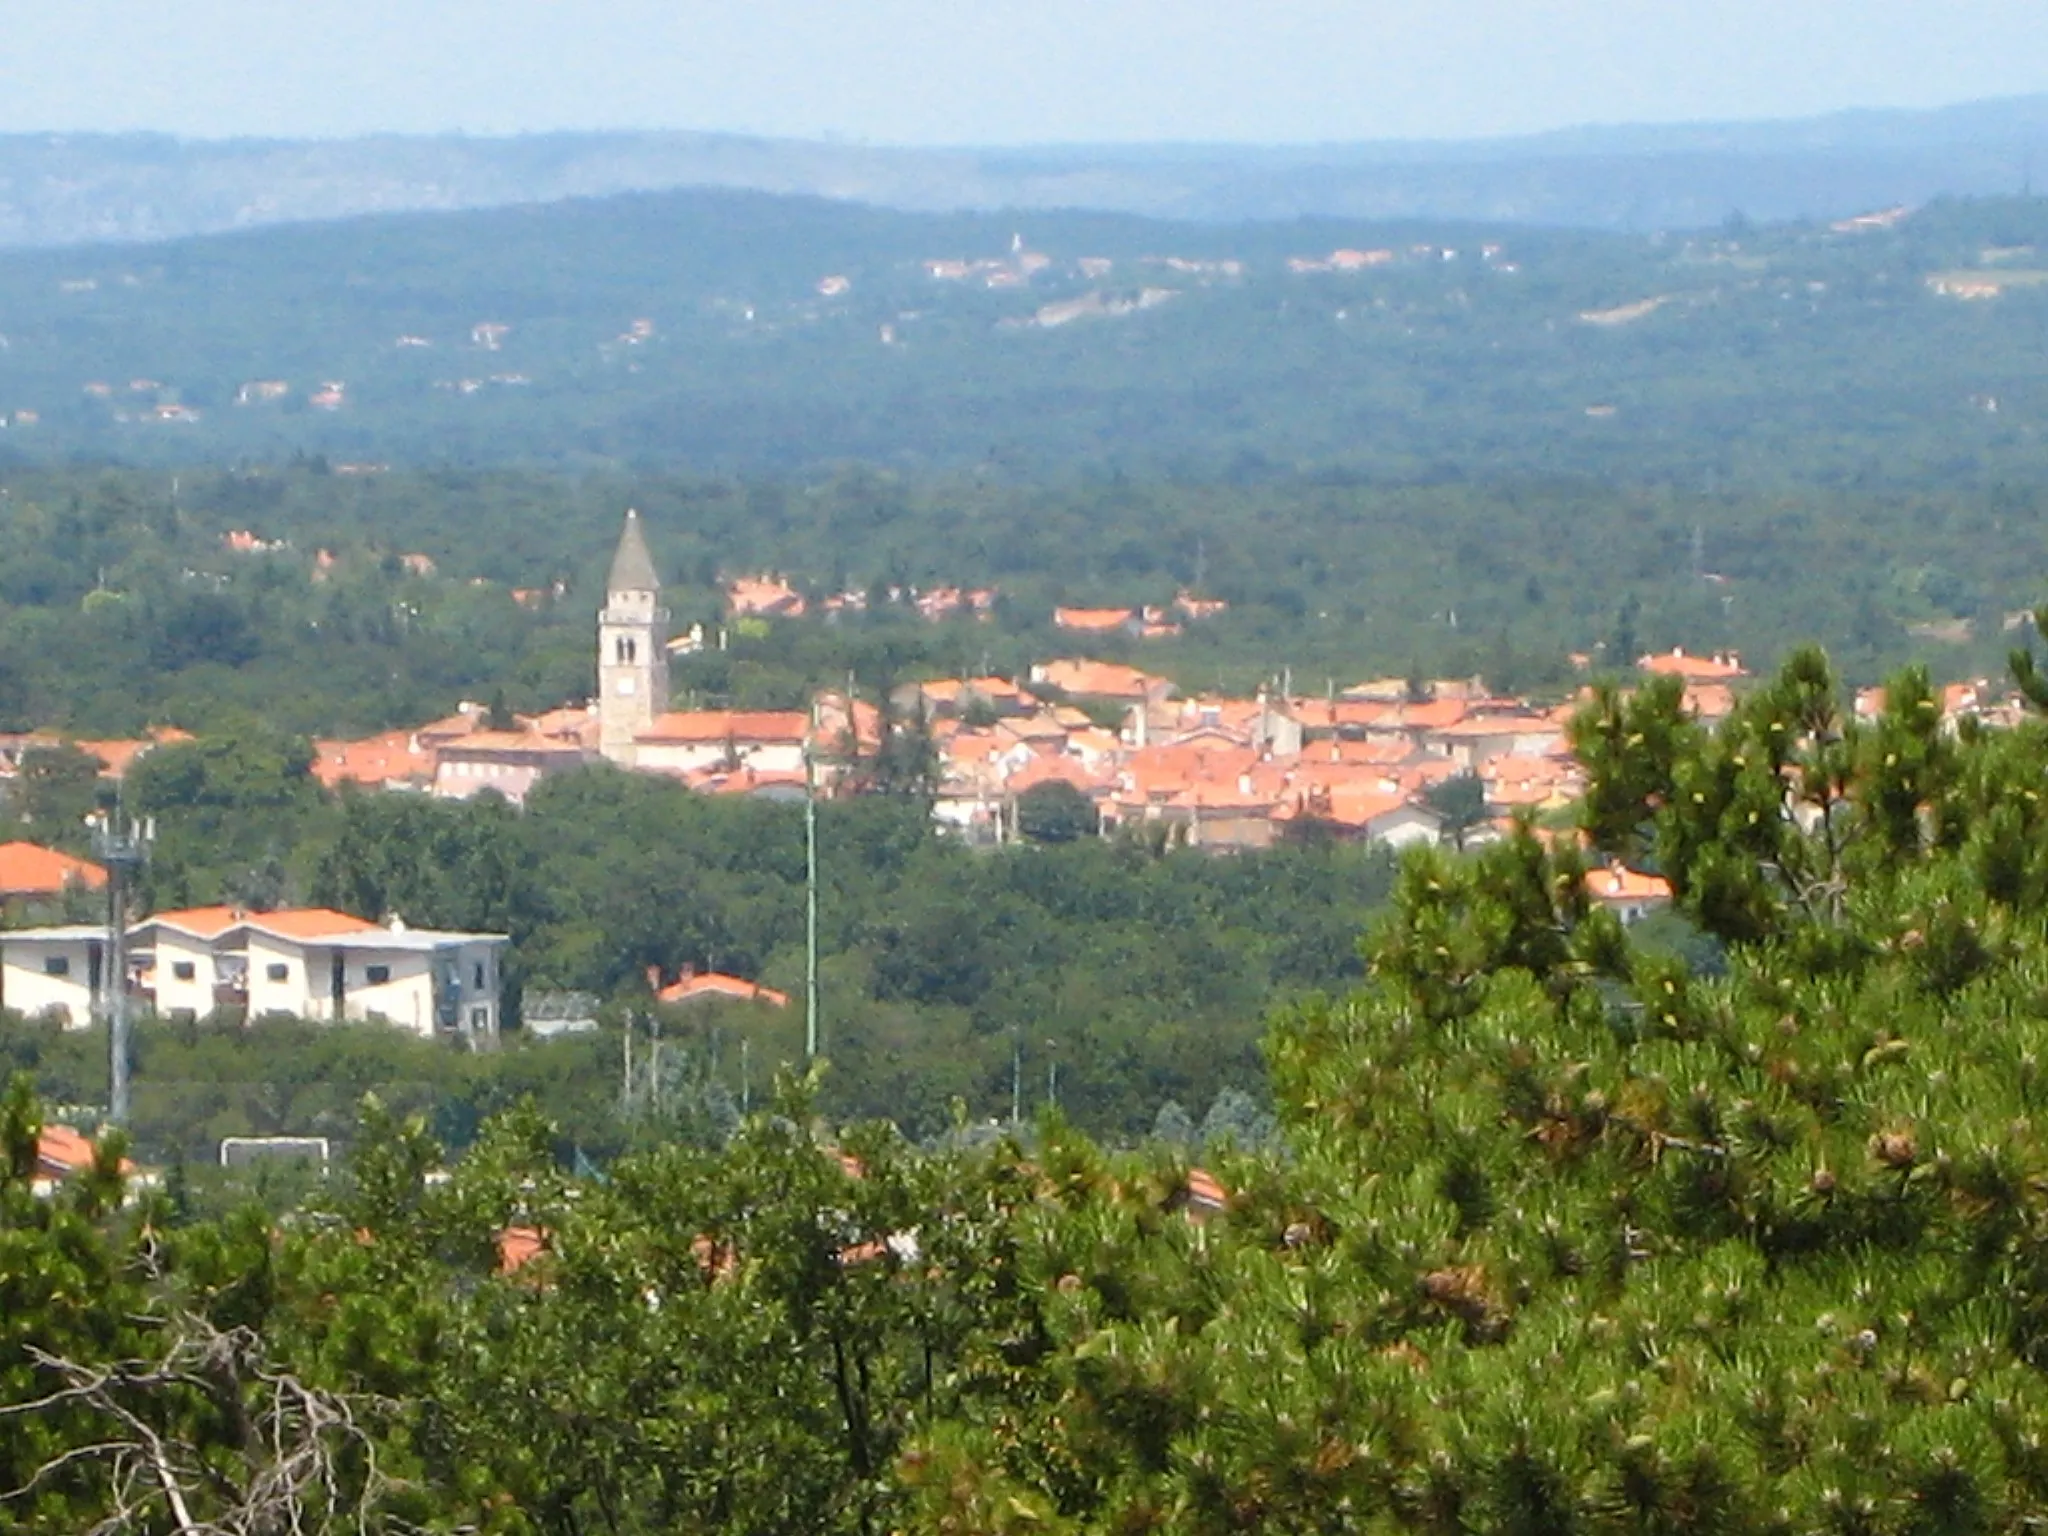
597,509,669,766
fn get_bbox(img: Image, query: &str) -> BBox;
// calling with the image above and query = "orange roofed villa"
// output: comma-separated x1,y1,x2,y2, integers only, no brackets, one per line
0,906,508,1039
0,841,108,910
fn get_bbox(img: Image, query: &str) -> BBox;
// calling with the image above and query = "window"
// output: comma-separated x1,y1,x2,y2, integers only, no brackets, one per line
43,955,70,977
470,1006,491,1032
365,964,391,985
266,963,289,982
172,961,196,981
474,962,486,989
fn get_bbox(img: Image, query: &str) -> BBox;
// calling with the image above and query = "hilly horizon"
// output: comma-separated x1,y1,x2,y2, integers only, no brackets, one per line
3,181,2047,486
2,91,2047,250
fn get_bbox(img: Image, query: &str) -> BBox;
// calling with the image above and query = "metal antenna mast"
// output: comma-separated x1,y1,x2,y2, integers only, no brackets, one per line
805,717,821,1061
91,805,152,1127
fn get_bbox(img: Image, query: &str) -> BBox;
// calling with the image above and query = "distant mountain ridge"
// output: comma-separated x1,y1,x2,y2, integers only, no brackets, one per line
3,180,2047,485
2,93,2047,247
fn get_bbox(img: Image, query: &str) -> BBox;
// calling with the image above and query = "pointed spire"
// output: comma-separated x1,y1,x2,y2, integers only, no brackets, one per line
607,508,661,593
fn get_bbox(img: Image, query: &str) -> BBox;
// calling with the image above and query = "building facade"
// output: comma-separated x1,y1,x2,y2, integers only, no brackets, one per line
597,509,669,767
0,907,508,1039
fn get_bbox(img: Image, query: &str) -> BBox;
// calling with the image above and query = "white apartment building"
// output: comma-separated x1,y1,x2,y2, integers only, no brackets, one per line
0,906,508,1040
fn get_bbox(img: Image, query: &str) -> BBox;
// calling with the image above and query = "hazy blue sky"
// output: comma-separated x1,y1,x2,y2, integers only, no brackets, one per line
1,0,2044,144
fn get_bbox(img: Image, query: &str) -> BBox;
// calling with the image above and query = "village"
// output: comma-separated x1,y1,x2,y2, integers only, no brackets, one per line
3,509,2036,1029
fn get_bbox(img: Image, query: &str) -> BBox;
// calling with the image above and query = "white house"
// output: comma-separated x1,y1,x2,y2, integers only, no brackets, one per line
632,710,811,778
0,906,508,1040
0,925,114,1022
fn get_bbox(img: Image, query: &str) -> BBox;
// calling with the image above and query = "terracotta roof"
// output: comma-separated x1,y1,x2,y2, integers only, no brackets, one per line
1480,754,1582,790
1316,787,1419,828
311,731,433,790
1393,759,1463,792
1389,700,1470,732
1639,648,1746,681
69,728,193,780
637,710,810,745
1291,697,1399,731
1432,712,1557,738
1585,865,1674,904
1053,607,1138,632
657,972,791,1007
726,575,805,617
0,841,107,898
680,765,810,797
943,730,1003,764
141,906,380,941
245,909,385,940
1031,660,1173,701
438,729,588,758
1120,741,1261,798
996,714,1071,748
497,1225,548,1275
38,1123,135,1179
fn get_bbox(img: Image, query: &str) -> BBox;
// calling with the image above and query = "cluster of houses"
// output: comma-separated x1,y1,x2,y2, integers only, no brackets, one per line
11,512,2044,1042
0,902,509,1039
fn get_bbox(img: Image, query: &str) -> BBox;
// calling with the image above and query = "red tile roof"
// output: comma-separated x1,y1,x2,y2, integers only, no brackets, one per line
1584,865,1674,904
1053,607,1138,633
496,1225,547,1275
637,710,810,745
657,972,791,1008
726,576,807,618
38,1123,136,1179
1031,660,1173,701
142,906,381,941
0,841,107,898
1639,649,1747,681
311,731,433,790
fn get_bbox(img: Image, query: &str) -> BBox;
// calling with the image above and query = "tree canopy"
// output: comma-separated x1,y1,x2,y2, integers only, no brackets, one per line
15,642,2048,1530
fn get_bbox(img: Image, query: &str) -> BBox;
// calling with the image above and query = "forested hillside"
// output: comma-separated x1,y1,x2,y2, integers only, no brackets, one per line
3,756,1402,1147
3,190,2048,481
16,645,2048,1531
2,463,2045,740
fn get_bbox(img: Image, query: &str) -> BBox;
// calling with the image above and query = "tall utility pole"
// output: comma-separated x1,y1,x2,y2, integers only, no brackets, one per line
1011,1026,1023,1127
91,807,152,1127
621,1013,635,1116
804,733,820,1061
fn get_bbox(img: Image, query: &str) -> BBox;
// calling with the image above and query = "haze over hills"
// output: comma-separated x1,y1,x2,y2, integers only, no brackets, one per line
2,182,2046,485
3,93,2048,248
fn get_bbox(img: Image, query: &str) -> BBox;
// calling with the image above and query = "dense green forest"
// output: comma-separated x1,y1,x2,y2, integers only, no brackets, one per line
15,644,2048,1531
2,461,2045,739
1,189,2047,481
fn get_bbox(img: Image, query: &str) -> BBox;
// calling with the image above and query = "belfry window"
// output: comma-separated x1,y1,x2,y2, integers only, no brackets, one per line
616,636,637,664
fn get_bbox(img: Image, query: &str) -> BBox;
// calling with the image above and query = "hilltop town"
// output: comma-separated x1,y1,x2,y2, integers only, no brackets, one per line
6,509,2033,949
